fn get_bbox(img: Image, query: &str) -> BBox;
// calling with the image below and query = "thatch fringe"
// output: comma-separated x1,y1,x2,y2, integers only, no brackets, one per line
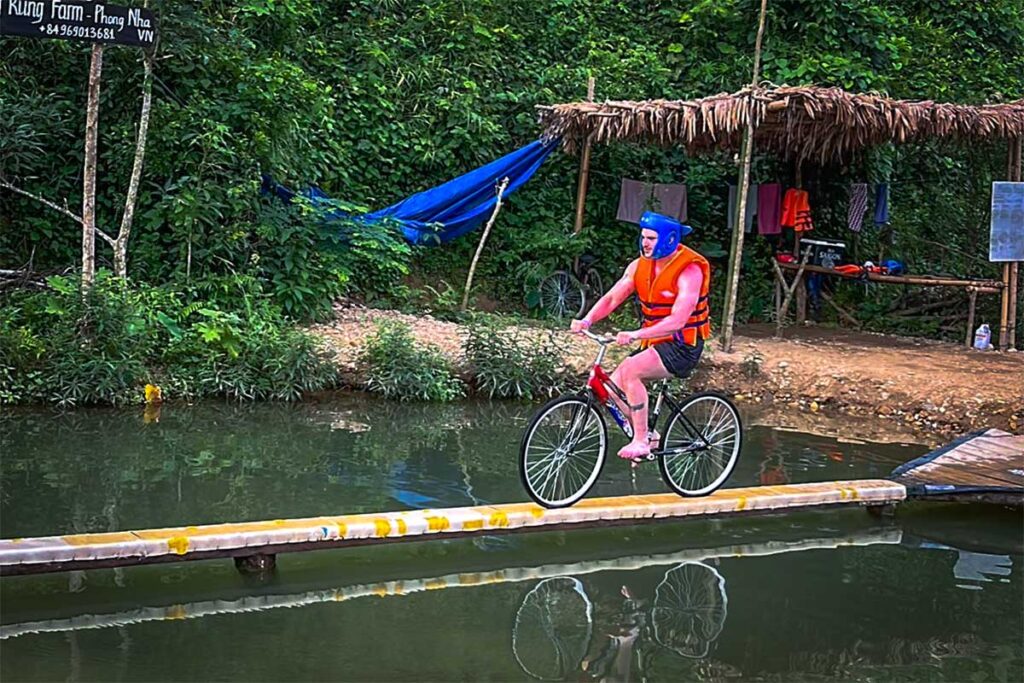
538,86,1024,163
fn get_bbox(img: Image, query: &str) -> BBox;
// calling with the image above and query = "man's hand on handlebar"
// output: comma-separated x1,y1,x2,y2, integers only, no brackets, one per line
570,318,592,335
615,331,638,346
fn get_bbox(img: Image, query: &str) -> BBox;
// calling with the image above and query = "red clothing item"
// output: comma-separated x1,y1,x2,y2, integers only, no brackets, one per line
781,188,814,232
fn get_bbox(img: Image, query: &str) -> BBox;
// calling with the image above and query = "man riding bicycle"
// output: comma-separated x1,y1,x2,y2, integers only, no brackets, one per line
570,211,711,461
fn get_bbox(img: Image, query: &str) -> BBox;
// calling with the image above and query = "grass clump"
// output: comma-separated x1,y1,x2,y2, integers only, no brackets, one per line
359,321,464,401
465,318,571,399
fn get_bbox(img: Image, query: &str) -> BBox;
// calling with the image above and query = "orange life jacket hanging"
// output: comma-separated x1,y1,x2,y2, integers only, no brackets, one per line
633,245,711,348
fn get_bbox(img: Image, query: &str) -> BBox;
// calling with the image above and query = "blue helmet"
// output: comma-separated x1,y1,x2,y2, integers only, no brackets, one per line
639,211,692,259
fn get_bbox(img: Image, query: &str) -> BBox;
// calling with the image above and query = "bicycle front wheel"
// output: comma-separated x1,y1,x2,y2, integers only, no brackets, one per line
538,270,586,319
520,395,607,508
658,392,743,497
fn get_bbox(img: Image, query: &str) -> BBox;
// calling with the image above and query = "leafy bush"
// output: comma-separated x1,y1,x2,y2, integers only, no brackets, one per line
0,272,338,406
358,321,464,401
465,318,571,399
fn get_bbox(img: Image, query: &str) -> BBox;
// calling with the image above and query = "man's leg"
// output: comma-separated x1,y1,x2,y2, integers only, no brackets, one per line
610,348,673,459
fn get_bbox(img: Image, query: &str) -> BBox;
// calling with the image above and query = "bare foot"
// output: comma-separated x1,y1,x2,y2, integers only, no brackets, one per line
618,441,651,460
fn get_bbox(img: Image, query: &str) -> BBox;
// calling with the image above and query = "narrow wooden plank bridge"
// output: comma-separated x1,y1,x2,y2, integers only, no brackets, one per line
0,429,1019,576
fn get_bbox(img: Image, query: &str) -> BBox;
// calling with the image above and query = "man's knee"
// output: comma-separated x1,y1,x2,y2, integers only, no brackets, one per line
612,358,638,385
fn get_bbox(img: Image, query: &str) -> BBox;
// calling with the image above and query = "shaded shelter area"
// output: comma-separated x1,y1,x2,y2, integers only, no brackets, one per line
538,85,1024,348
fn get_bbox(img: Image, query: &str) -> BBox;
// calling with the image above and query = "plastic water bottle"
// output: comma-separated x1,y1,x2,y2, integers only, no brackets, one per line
973,324,991,350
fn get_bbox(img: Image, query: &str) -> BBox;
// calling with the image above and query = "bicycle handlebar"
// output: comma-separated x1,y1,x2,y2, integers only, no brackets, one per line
580,328,615,345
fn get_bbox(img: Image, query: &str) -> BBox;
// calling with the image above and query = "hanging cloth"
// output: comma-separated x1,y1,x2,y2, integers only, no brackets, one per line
848,183,869,232
618,179,687,223
727,184,758,233
653,183,687,222
757,183,782,235
873,183,890,226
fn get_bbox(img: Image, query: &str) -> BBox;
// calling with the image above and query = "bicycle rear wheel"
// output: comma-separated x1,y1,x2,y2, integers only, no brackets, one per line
581,268,604,307
520,395,607,508
658,392,742,497
539,270,586,319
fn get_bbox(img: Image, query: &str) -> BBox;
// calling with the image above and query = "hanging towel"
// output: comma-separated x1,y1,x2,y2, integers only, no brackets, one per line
618,179,688,223
653,183,687,221
727,184,758,233
781,188,814,232
873,183,890,226
757,183,783,235
848,183,869,232
617,178,651,223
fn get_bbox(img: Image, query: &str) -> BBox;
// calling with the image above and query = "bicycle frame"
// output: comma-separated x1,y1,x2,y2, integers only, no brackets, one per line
579,331,711,456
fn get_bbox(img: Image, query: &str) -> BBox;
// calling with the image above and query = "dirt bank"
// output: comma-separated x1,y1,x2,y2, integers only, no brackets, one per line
311,306,1022,444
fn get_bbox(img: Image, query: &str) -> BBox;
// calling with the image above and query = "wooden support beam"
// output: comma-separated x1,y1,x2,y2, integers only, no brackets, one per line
966,289,978,348
572,77,596,236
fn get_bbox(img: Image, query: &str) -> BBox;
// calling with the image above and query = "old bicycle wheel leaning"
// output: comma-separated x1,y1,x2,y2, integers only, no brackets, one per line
538,270,586,319
520,395,608,508
650,561,728,659
658,391,742,496
512,577,594,680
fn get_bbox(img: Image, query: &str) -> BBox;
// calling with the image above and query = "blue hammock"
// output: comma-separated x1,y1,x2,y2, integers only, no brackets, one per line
262,138,559,245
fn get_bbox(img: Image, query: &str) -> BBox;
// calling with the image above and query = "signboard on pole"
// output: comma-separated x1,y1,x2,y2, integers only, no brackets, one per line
990,182,1024,262
1,1,157,48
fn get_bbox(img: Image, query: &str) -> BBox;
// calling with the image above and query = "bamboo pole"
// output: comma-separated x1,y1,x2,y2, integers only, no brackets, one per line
572,77,596,236
461,178,510,311
720,0,769,353
999,136,1021,349
81,44,104,289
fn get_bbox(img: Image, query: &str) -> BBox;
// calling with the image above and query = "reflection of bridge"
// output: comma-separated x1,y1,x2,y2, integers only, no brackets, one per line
0,527,901,640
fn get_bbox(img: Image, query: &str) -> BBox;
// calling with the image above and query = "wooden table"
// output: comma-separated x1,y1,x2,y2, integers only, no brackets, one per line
773,261,1004,346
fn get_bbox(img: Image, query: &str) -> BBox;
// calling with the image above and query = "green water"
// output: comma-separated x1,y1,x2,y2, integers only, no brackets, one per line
1,397,1021,682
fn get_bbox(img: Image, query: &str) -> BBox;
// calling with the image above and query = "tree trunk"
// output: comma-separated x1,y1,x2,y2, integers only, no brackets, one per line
82,43,104,288
115,50,154,279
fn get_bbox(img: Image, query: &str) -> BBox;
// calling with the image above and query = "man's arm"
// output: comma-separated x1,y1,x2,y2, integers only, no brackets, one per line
629,263,702,341
572,260,638,329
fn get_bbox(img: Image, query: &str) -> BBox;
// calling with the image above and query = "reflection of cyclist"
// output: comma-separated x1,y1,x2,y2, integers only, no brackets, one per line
583,585,646,683
570,212,712,461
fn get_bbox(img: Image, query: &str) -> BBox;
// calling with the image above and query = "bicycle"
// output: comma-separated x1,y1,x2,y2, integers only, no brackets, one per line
519,329,743,508
537,255,604,320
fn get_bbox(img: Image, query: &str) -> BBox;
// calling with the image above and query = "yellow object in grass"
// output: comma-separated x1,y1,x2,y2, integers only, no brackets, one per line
144,384,162,404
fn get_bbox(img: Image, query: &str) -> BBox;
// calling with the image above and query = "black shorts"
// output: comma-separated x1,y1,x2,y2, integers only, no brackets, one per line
635,337,704,379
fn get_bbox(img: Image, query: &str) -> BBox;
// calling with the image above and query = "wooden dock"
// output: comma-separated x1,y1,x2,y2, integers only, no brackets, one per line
0,480,904,576
892,428,1024,505
0,527,902,640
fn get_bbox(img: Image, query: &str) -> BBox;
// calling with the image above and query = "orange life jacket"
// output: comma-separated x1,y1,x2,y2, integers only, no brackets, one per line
634,245,711,348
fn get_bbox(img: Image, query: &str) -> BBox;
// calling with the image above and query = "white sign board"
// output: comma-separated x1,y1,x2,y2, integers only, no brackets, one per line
990,182,1024,262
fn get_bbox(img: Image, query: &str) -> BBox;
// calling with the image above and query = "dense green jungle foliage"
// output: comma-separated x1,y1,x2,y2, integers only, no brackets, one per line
0,273,338,405
2,1,1022,344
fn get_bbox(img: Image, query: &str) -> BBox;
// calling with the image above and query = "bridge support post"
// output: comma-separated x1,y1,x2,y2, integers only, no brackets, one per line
234,553,277,576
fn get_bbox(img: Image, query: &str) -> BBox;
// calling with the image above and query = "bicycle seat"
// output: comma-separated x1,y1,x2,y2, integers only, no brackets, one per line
579,254,597,267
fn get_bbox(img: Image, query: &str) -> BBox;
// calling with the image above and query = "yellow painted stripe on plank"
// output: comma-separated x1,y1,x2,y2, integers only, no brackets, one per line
373,519,391,538
63,532,141,547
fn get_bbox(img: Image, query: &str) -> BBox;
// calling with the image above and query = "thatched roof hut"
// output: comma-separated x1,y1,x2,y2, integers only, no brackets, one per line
538,85,1024,163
